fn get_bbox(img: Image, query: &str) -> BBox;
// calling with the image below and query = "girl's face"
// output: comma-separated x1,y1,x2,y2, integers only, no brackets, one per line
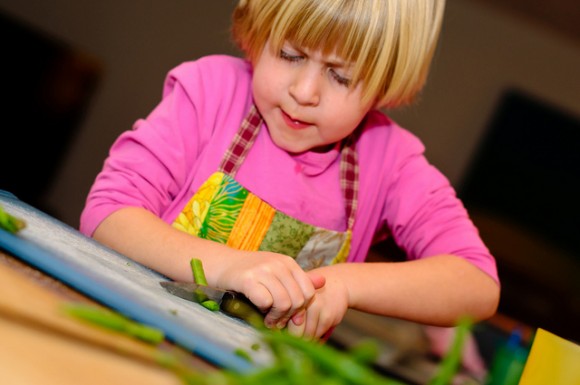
252,40,373,154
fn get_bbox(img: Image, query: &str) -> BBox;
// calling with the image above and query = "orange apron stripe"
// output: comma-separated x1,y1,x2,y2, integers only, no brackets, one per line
227,193,275,251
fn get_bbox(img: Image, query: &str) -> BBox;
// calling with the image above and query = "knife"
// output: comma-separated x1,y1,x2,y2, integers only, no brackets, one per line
160,281,264,328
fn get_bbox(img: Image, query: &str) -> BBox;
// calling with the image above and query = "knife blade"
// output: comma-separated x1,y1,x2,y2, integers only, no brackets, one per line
160,281,264,328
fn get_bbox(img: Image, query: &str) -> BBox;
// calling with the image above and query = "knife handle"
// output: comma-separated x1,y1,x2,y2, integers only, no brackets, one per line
220,292,264,329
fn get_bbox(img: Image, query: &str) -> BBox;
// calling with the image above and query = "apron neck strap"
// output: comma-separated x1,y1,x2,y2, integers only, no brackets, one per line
220,105,263,176
340,131,359,230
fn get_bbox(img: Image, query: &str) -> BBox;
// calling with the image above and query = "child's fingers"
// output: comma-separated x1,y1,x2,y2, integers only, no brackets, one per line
262,288,302,329
249,275,299,328
261,260,317,328
290,266,318,302
287,317,306,337
307,271,326,290
245,282,275,312
300,300,334,340
229,253,317,329
291,309,306,326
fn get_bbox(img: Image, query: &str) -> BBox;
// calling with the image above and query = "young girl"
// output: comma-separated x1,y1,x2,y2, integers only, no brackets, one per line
80,0,500,339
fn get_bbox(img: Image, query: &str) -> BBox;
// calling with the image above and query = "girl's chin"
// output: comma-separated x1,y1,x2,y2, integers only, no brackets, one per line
267,124,333,154
273,140,310,154
272,139,333,154
270,136,313,154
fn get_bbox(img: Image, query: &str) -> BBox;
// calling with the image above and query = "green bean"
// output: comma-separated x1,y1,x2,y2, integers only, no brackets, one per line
268,337,315,385
190,258,208,285
201,299,221,311
190,258,220,311
0,204,26,233
265,330,406,385
62,302,164,344
348,338,380,365
427,317,472,385
233,348,253,363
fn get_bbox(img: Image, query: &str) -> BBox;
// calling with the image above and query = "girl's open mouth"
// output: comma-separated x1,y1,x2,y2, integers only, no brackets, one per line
281,109,311,129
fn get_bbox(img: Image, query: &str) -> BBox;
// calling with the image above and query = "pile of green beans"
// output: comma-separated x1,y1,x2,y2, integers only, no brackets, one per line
178,330,407,385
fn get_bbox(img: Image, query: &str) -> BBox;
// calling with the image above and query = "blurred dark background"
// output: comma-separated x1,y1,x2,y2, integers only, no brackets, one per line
458,89,580,343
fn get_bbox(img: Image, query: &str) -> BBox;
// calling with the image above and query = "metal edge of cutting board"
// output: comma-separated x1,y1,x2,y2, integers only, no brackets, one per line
0,190,272,372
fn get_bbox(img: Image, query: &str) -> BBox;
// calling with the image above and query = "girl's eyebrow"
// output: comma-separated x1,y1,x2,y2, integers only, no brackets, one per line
327,58,349,68
326,56,354,71
283,41,351,69
315,51,351,69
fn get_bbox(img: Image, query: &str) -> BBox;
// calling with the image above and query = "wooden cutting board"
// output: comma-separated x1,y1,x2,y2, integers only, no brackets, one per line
0,260,207,385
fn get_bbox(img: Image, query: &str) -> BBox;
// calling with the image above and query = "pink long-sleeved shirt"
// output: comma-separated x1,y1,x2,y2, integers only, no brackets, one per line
80,55,498,282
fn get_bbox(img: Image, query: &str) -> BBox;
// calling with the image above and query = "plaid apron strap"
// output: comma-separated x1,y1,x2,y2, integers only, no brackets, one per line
219,105,263,175
340,131,359,231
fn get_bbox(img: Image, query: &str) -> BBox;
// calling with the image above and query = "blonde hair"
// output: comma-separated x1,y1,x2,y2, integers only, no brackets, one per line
232,0,445,108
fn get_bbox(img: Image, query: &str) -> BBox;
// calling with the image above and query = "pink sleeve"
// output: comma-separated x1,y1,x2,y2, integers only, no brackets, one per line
381,128,499,283
80,56,253,237
79,66,205,236
350,114,498,282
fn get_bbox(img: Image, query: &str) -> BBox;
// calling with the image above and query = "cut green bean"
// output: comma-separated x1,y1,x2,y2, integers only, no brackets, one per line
233,348,253,363
62,302,164,344
193,288,210,303
201,299,220,311
190,258,208,285
427,317,472,385
0,204,26,233
189,258,221,312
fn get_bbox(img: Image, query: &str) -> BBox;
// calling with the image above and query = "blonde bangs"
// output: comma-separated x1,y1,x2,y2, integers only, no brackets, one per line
266,0,397,106
232,0,446,108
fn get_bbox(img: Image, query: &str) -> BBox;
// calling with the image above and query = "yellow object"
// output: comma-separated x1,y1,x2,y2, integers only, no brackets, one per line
519,328,580,385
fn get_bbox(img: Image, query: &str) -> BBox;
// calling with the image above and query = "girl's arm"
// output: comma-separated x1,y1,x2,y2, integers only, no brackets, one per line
334,256,498,322
93,206,325,329
291,257,499,339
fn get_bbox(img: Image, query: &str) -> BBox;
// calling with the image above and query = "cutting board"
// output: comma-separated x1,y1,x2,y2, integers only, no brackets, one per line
0,190,272,371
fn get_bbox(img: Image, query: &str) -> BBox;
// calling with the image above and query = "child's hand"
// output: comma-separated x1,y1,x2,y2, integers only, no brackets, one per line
286,268,349,339
215,251,325,330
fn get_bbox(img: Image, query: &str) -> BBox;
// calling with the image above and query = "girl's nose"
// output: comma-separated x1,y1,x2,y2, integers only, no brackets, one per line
288,65,321,106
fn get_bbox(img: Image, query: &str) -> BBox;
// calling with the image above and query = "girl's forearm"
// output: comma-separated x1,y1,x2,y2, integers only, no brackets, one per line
319,256,500,326
92,206,240,284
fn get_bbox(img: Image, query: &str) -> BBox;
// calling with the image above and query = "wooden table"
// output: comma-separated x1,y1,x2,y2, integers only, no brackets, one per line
0,251,215,385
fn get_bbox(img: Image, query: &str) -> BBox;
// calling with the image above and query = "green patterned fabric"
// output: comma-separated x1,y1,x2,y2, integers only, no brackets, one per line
258,211,315,258
200,174,248,243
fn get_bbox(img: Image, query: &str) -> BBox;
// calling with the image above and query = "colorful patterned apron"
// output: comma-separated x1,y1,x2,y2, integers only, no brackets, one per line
172,105,358,271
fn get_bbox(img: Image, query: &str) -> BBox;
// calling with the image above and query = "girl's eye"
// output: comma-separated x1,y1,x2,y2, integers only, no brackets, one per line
329,68,352,87
279,49,303,62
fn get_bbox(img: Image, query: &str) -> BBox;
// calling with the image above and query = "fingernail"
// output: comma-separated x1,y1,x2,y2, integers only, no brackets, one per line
292,311,305,326
276,321,286,329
